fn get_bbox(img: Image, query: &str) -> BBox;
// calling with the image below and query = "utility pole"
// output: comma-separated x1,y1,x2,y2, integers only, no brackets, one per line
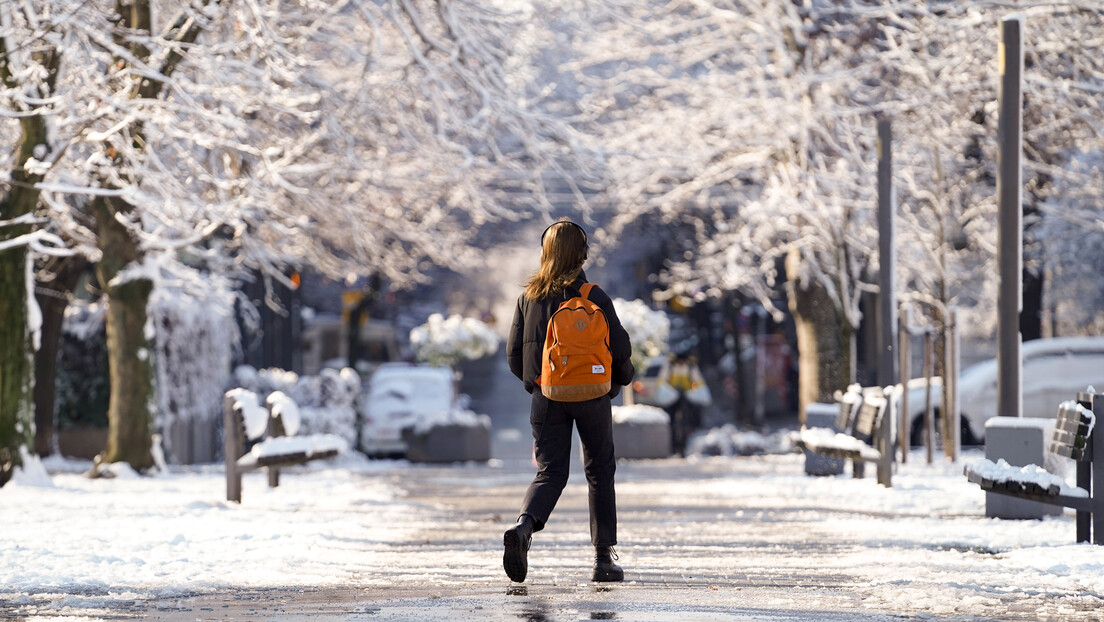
876,118,897,486
997,16,1023,420
987,16,1055,520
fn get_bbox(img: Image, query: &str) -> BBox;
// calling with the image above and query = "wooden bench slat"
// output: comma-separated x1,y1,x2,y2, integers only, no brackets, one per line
964,459,1088,510
1049,443,1087,461
1051,429,1089,452
1054,417,1091,438
796,435,881,463
255,449,341,468
981,485,1094,512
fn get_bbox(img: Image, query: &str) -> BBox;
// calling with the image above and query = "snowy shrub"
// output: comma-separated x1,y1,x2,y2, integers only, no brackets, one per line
57,302,110,428
55,266,236,462
150,266,238,435
612,298,669,371
409,314,500,368
687,424,795,458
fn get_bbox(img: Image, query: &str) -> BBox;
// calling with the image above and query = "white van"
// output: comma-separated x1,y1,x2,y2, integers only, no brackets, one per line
899,336,1104,445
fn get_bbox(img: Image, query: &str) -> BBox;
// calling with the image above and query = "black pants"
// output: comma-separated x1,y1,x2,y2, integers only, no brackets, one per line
666,392,701,456
519,392,617,547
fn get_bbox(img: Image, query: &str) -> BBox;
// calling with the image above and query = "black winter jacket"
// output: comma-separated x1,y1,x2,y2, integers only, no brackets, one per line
506,271,635,397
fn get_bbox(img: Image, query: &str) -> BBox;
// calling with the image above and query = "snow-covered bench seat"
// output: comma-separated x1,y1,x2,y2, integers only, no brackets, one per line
794,384,894,486
223,389,347,503
963,391,1103,544
795,427,882,463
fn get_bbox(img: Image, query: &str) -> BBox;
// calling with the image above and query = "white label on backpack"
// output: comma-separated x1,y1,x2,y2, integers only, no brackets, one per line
592,365,605,374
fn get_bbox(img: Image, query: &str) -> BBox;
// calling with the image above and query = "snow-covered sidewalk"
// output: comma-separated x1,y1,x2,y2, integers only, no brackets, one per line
1,448,1102,620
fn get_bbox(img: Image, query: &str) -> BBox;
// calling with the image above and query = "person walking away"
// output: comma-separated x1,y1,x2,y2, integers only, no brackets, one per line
503,219,635,583
659,350,707,456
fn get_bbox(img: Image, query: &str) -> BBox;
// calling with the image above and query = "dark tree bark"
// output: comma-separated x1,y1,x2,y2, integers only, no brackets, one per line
0,244,33,486
33,256,89,456
785,248,853,427
0,32,55,484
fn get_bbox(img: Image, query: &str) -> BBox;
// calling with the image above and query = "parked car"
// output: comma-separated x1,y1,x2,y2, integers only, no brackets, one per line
629,356,669,406
359,363,456,458
891,336,1104,446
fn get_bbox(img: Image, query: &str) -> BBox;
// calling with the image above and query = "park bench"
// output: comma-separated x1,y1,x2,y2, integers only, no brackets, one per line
963,391,1102,544
223,388,346,503
795,384,894,486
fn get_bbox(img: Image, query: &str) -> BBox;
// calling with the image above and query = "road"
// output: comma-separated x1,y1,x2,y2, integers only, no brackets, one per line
128,451,1102,622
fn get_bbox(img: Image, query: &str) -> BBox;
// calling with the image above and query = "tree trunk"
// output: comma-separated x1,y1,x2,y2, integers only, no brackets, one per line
935,307,954,456
101,278,155,469
0,113,49,485
94,197,154,471
0,244,34,486
33,256,89,456
1021,267,1044,342
786,248,852,427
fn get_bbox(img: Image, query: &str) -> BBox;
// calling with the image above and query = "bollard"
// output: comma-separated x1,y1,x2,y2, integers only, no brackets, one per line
984,417,1061,519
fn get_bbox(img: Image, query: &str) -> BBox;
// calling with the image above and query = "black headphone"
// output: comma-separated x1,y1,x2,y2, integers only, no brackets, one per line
540,220,588,260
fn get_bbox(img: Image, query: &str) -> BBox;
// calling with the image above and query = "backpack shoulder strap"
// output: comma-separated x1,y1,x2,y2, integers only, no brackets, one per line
579,282,596,300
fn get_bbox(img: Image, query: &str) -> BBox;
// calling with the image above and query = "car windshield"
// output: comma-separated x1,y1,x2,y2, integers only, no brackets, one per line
369,369,452,415
960,358,997,384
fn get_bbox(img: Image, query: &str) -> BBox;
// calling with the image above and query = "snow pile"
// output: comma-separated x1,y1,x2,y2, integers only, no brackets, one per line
965,458,1088,498
0,455,413,596
248,434,348,460
612,404,669,425
409,314,500,368
265,391,301,436
797,427,872,453
412,408,491,434
225,388,270,440
232,366,360,446
10,447,53,488
688,424,794,457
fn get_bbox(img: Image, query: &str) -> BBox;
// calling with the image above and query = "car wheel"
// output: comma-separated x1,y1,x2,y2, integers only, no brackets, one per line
958,416,981,446
909,414,931,448
909,411,980,447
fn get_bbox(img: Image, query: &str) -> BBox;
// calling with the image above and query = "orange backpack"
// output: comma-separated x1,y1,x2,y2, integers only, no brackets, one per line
539,283,613,402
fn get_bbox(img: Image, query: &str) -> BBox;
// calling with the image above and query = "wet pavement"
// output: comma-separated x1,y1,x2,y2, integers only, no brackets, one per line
49,454,1084,621
8,357,1103,620
8,451,1104,621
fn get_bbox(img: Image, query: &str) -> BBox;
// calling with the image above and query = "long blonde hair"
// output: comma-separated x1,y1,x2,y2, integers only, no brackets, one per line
523,220,588,301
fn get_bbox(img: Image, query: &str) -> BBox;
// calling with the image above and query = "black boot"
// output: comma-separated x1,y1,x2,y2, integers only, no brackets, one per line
592,546,624,582
503,514,535,582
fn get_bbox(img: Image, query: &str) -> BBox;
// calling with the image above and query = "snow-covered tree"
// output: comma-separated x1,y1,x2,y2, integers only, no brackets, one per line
613,298,669,372
410,313,500,368
554,1,1104,422
0,0,595,479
